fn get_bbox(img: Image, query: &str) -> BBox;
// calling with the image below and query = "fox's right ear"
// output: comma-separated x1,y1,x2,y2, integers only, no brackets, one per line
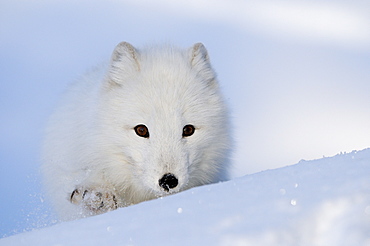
107,42,140,85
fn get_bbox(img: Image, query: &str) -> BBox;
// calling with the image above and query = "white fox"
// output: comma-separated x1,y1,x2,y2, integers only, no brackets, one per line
42,42,231,220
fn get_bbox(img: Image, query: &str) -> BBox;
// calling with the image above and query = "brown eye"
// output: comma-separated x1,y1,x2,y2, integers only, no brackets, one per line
182,124,195,137
134,124,149,138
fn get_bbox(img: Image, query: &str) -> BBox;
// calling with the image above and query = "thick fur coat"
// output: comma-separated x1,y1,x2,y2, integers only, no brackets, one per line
42,42,231,220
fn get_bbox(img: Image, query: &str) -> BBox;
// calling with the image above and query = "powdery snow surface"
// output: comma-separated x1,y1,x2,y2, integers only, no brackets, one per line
1,149,370,245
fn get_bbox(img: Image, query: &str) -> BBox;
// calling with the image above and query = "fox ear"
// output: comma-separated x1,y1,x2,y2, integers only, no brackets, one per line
108,42,140,85
190,43,217,86
190,43,209,68
111,42,139,66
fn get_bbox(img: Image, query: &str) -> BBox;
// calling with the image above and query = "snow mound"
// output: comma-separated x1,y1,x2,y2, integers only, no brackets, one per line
1,149,370,246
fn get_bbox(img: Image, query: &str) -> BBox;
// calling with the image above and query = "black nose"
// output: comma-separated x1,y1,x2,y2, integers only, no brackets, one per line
159,173,178,192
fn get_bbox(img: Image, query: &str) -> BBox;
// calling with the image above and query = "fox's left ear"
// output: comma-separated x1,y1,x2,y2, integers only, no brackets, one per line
190,43,217,86
190,43,210,68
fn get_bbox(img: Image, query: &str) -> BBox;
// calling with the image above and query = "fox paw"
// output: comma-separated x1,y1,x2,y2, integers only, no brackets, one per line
70,187,118,215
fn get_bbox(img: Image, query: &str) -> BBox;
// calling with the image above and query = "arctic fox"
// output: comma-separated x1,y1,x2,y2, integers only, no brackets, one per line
42,42,231,220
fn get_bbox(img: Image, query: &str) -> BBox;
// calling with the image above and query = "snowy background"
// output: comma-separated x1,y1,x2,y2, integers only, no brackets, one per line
1,0,369,238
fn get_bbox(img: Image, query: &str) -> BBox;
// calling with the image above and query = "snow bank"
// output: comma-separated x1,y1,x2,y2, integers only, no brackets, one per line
1,149,369,246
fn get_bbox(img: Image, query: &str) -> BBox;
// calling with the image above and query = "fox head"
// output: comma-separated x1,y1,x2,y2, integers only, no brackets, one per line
96,42,231,202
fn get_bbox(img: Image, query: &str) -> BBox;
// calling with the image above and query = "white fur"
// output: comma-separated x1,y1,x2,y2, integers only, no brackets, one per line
42,42,231,220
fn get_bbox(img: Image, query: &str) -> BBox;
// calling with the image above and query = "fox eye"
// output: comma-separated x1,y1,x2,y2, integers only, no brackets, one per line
182,124,195,137
134,124,149,138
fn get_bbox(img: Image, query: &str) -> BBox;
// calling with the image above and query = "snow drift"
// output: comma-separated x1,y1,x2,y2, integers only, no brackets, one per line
1,149,369,245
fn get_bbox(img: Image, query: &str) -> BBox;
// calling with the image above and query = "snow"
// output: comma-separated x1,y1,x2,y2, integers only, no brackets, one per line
1,0,370,240
1,149,369,245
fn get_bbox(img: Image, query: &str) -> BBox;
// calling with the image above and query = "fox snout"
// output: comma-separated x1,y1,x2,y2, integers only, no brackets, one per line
158,173,178,192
